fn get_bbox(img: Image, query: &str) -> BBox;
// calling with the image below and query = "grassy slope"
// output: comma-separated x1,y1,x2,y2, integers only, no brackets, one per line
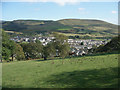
96,35,120,53
2,19,118,37
2,54,118,88
58,19,118,37
58,19,117,29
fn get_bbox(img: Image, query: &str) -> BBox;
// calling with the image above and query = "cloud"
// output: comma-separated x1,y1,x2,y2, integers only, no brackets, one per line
78,8,89,14
78,8,85,11
2,0,119,6
54,0,80,6
111,11,117,14
2,0,86,6
2,0,119,2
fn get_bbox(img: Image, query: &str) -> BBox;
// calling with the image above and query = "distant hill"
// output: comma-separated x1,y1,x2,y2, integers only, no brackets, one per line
58,19,118,34
2,20,71,34
2,19,118,37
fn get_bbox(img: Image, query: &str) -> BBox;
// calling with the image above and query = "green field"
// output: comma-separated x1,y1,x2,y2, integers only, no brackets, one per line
2,54,119,88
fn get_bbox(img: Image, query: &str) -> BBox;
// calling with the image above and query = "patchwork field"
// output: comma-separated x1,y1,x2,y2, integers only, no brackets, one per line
2,54,119,88
2,19,118,37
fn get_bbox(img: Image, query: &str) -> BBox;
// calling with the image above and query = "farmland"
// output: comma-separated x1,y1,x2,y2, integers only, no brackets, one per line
2,19,118,38
2,53,118,88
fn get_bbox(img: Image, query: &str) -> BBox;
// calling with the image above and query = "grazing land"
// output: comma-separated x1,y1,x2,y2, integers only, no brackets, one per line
2,19,118,38
2,54,118,88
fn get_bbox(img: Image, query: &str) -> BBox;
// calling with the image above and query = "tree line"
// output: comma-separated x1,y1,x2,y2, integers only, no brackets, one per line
2,30,70,62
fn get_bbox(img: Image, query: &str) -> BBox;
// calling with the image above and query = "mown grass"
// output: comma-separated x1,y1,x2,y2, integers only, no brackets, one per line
2,54,119,88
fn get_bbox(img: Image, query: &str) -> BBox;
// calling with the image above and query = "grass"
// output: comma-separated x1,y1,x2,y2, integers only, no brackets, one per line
2,54,119,88
5,31,23,35
56,32,116,38
57,28,72,31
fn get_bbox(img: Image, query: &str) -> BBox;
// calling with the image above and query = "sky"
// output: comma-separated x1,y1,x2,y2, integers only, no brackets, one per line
1,1,118,25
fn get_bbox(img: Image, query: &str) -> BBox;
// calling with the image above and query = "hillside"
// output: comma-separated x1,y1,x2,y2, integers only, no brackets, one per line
2,20,71,34
2,19,118,37
95,35,120,53
2,54,118,88
58,19,118,35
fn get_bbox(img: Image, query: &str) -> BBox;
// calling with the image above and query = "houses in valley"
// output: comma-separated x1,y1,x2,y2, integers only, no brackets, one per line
10,36,110,56
68,39,109,56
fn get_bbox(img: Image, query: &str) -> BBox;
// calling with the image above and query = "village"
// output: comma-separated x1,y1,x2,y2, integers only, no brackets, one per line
10,36,110,56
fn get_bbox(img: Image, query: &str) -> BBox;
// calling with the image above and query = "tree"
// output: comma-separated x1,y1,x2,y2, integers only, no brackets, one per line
52,32,70,58
2,30,25,61
42,32,70,60
15,43,25,61
43,42,56,60
9,40,16,61
21,42,43,60
2,30,16,61
58,43,70,58
2,47,11,60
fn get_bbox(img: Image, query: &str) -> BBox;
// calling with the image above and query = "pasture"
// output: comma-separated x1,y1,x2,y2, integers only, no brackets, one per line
2,54,119,88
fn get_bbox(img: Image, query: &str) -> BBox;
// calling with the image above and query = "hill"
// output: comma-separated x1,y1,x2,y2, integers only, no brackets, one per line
2,20,71,34
2,19,118,38
2,54,118,88
95,35,120,53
